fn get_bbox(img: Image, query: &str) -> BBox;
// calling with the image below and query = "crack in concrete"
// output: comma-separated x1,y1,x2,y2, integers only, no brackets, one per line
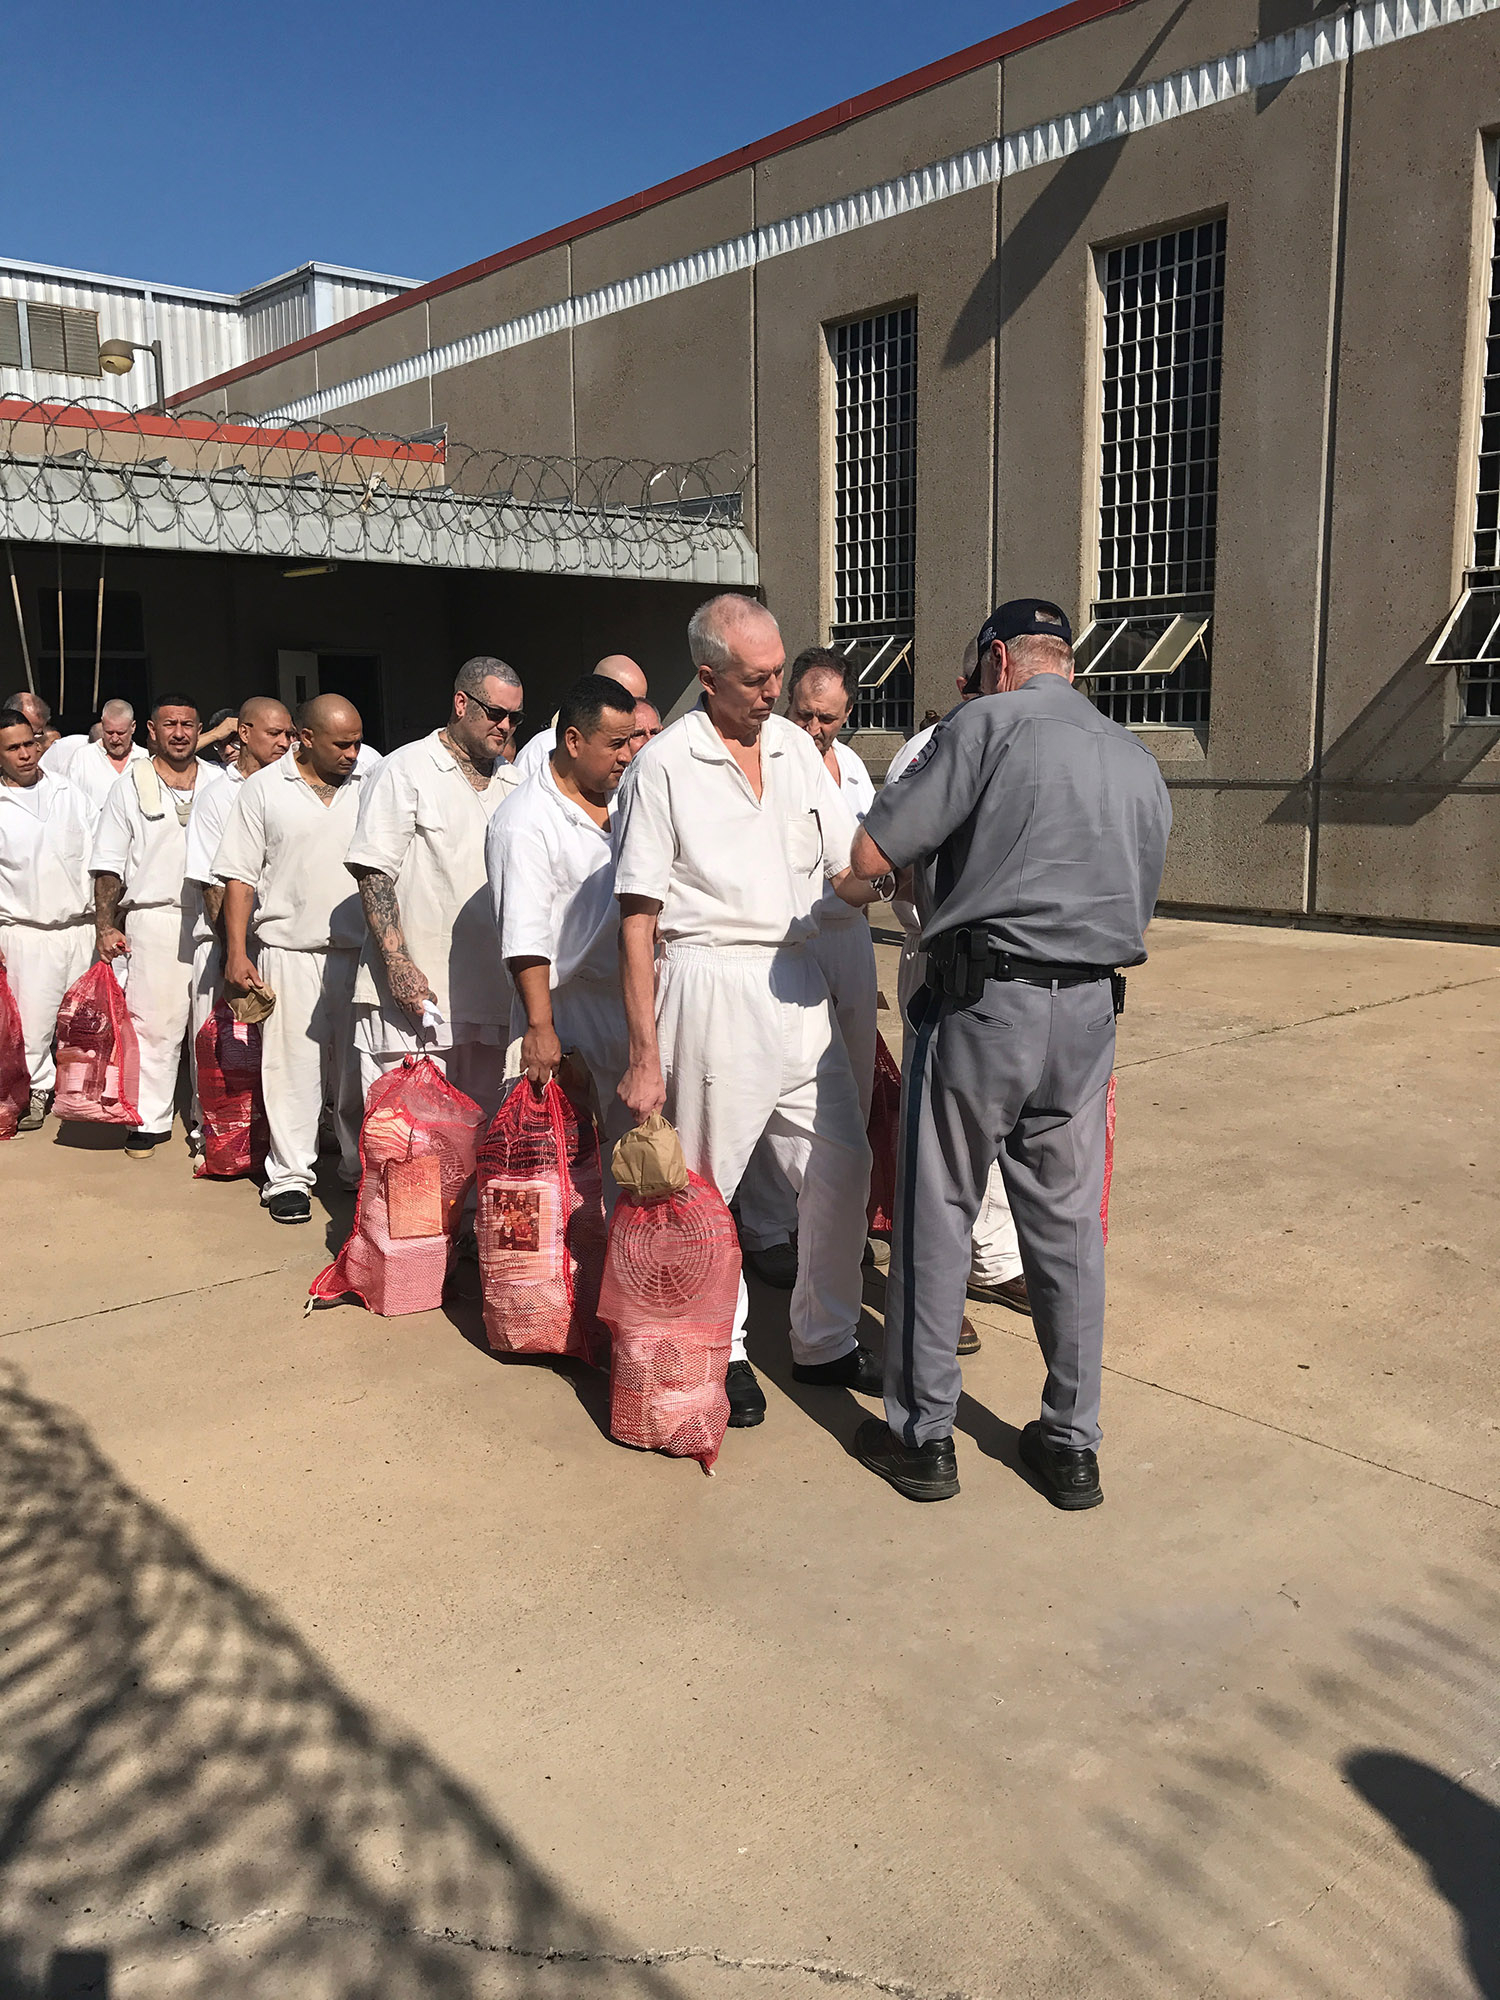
0,1264,302,1342
965,1315,1499,1513
1116,969,1500,1073
141,1906,988,1998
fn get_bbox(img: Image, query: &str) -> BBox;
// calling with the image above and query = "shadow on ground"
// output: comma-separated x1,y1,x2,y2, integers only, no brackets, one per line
0,1363,685,1998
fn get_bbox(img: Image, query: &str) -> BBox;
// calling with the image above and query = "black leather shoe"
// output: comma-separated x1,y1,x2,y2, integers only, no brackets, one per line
744,1241,798,1289
266,1190,312,1225
1018,1420,1103,1510
791,1344,882,1394
725,1359,767,1428
854,1418,959,1501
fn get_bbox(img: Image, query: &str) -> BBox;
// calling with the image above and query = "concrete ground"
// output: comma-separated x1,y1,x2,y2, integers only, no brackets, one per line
0,918,1497,2000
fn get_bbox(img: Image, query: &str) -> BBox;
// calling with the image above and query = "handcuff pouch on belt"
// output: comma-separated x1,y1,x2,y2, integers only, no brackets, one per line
924,928,1127,1016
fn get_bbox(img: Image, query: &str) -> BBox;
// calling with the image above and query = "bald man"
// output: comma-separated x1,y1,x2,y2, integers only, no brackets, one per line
514,654,648,778
184,697,295,1081
215,696,372,1223
46,700,148,808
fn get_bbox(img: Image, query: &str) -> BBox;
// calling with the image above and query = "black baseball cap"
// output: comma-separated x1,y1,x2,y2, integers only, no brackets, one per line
964,598,1073,694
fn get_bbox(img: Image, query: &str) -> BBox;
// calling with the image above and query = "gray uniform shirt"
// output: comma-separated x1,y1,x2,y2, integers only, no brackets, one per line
861,673,1172,966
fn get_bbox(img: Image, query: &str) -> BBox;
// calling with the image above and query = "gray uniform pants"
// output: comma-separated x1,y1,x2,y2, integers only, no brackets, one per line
884,976,1116,1451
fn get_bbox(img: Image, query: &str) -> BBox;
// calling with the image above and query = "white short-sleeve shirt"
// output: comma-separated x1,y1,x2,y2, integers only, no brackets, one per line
486,758,618,989
512,727,556,781
213,748,369,951
813,740,877,929
55,736,148,813
343,729,521,1031
612,708,857,950
0,771,97,927
90,760,228,915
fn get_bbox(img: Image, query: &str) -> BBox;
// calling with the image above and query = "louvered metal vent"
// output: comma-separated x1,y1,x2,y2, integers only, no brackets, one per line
0,299,21,370
23,303,102,377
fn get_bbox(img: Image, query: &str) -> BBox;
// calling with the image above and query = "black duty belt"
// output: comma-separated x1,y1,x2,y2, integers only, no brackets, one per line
925,928,1125,1014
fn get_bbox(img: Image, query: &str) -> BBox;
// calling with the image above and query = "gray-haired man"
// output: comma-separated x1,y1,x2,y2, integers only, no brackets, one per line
847,600,1170,1509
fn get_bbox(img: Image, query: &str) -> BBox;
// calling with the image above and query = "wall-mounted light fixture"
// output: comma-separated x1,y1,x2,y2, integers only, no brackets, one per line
97,338,167,416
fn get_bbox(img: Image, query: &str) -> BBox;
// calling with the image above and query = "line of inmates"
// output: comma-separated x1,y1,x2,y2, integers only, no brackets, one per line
0,594,1034,1444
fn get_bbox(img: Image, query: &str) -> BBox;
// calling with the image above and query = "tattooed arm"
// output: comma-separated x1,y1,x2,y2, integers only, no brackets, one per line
94,873,130,960
351,866,436,1024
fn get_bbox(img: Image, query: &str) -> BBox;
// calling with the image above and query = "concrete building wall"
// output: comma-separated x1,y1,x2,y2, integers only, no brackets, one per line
157,0,1500,931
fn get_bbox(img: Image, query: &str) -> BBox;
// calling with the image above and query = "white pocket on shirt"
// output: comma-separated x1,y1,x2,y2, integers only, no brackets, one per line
783,809,825,877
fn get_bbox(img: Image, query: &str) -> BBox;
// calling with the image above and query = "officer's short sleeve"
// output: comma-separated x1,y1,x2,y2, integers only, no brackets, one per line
861,715,987,869
612,752,676,907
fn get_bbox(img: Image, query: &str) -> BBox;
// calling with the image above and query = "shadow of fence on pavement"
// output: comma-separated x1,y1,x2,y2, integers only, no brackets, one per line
0,1363,686,1998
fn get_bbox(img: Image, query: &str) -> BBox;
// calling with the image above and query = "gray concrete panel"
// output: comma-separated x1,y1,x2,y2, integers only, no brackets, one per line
754,66,999,214
214,350,319,421
572,275,754,472
1000,0,1261,132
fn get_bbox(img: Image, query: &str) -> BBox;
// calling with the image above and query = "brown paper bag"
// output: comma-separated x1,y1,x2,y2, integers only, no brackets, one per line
611,1114,689,1200
228,982,276,1026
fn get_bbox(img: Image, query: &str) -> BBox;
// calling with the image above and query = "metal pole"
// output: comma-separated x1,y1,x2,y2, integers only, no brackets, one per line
93,545,106,712
149,340,167,417
56,547,65,721
5,546,34,694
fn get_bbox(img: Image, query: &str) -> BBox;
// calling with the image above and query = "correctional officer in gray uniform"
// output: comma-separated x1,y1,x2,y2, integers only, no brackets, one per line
846,599,1171,1508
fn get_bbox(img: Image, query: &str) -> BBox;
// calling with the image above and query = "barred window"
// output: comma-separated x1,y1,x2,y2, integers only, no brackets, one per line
1082,219,1224,728
830,306,916,732
1428,172,1500,720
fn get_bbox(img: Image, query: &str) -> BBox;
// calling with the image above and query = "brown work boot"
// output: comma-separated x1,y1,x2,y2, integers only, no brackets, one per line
957,1317,981,1355
967,1274,1030,1315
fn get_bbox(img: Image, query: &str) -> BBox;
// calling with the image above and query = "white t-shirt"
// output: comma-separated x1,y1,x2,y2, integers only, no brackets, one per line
0,771,97,926
613,708,857,950
486,760,618,989
344,729,521,1033
512,727,556,781
183,763,243,890
813,740,878,930
40,734,87,779
56,737,148,813
353,742,384,778
90,760,228,915
213,748,370,952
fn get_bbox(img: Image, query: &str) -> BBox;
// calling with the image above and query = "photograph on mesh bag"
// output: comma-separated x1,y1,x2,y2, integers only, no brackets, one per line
385,1154,446,1240
479,1178,561,1283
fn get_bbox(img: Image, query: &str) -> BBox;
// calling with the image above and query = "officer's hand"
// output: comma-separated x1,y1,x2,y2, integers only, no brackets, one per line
618,1055,666,1125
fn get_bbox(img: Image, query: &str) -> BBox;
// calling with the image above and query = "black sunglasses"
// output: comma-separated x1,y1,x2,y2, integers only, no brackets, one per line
466,696,523,727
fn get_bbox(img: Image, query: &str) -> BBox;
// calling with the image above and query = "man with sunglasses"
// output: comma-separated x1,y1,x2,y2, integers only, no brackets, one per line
345,657,523,1120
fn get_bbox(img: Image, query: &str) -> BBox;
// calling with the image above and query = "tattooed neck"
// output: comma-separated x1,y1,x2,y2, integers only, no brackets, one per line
440,727,494,790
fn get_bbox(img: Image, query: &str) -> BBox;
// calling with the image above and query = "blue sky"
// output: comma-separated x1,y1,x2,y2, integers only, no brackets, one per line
6,0,1043,294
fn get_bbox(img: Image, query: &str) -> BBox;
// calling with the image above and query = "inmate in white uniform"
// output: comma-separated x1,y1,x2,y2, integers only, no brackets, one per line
90,759,228,1138
885,726,1021,1290
0,772,97,1095
344,730,520,1119
485,758,631,1172
736,737,880,1254
52,736,148,814
214,749,370,1199
613,707,871,1366
183,761,245,1064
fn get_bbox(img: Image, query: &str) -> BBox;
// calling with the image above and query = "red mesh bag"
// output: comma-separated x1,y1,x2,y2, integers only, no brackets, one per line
475,1079,606,1363
0,961,30,1140
51,962,141,1126
309,1055,483,1316
865,1030,901,1237
193,1002,268,1179
602,1172,741,1471
1100,1071,1117,1246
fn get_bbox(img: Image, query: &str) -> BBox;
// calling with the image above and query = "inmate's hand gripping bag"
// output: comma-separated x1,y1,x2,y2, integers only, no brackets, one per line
475,1078,607,1363
865,1030,902,1238
194,1001,269,1180
0,960,30,1139
602,1121,741,1472
308,1055,483,1316
51,961,141,1126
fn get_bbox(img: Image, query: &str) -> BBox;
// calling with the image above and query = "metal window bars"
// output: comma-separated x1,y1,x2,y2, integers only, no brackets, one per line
830,627,915,734
1428,582,1500,722
831,308,917,729
1087,219,1224,728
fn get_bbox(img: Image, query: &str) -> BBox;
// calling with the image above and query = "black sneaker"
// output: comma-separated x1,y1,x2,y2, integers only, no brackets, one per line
1018,1420,1103,1511
791,1344,882,1394
124,1129,161,1160
725,1359,767,1428
744,1240,798,1289
854,1418,960,1501
266,1189,312,1225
